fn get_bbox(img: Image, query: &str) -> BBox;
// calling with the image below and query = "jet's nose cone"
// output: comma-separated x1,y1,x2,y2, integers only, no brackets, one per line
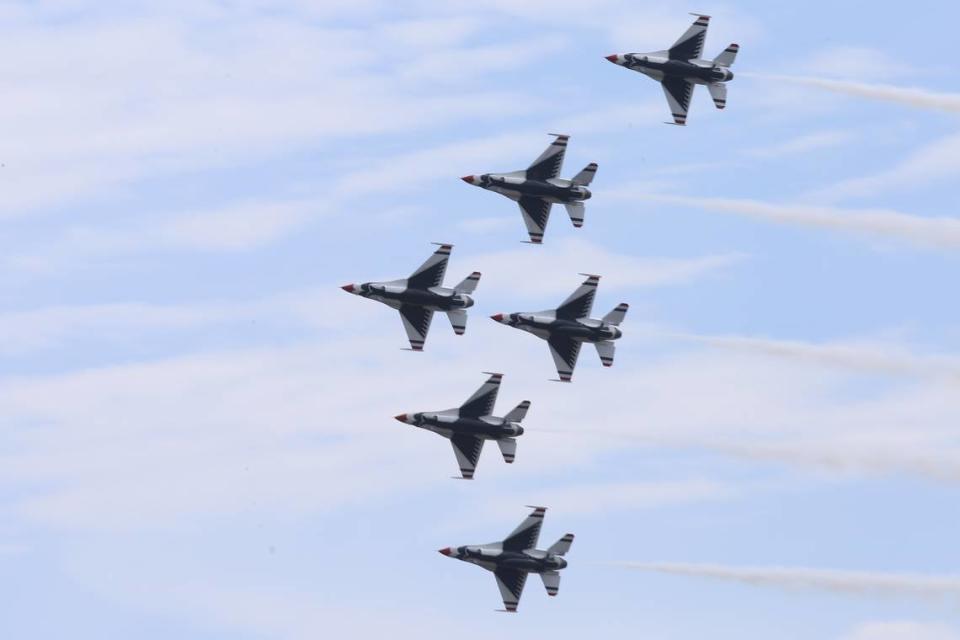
394,414,408,423
605,54,619,63
490,313,504,322
461,175,477,185
341,284,355,293
438,547,453,556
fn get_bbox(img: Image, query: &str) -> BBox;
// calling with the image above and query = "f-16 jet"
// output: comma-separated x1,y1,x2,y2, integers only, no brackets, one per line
490,274,627,382
394,372,530,479
461,134,597,244
341,243,480,351
439,506,574,612
605,14,738,125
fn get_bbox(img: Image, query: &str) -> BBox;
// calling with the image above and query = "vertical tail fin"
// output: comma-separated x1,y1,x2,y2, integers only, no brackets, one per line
547,533,574,556
713,43,739,67
571,162,598,186
454,271,481,294
504,400,531,423
602,303,629,326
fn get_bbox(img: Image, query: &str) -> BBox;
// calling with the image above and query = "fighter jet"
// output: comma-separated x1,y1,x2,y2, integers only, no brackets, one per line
490,273,630,382
438,506,574,612
461,134,597,244
394,372,530,479
490,274,627,382
605,14,738,125
341,243,480,351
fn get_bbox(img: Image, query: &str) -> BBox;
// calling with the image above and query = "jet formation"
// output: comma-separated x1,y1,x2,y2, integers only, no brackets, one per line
395,372,530,479
439,506,574,612
462,134,597,244
491,274,628,382
605,14,738,125
338,12,742,614
341,243,480,351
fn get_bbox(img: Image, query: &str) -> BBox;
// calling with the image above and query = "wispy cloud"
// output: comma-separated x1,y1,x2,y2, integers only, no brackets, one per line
634,194,960,250
842,621,960,640
615,563,960,602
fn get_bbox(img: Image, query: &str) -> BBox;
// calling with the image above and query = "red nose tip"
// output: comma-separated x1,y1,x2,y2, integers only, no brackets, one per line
490,313,503,322
438,547,452,556
394,414,407,423
341,284,355,293
605,54,618,62
461,175,476,184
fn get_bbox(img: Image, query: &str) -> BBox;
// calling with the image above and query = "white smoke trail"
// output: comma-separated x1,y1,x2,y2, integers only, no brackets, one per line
744,73,960,114
666,333,960,382
639,194,960,250
615,563,960,601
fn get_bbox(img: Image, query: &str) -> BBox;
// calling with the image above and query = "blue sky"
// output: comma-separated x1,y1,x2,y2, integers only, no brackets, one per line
1,1,959,638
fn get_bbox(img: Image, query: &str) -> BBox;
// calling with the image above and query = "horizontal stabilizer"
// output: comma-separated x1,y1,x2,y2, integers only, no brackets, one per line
504,400,531,423
497,437,517,464
571,162,598,186
602,303,629,326
707,82,727,110
447,309,467,336
713,43,739,67
595,341,616,367
564,201,585,228
540,571,561,596
454,271,481,294
547,533,575,556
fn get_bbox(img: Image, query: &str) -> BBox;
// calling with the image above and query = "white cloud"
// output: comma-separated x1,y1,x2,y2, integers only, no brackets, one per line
474,237,745,298
745,130,856,159
814,132,960,200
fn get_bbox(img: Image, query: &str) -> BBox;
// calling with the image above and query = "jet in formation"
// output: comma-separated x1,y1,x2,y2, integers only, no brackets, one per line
491,274,628,382
439,506,574,612
341,243,480,351
605,14,738,125
461,134,597,244
395,372,530,479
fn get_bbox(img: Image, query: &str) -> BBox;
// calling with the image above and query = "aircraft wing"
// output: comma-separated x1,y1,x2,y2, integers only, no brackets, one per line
459,372,502,418
399,305,434,351
407,243,451,289
517,196,552,244
502,506,545,551
668,14,709,60
555,274,599,320
548,335,582,382
661,76,694,126
525,134,568,181
494,568,528,612
450,433,484,479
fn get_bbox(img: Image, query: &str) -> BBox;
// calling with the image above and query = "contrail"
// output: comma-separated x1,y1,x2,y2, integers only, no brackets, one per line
615,563,960,601
639,194,960,250
744,73,960,114
538,429,960,484
666,332,960,381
